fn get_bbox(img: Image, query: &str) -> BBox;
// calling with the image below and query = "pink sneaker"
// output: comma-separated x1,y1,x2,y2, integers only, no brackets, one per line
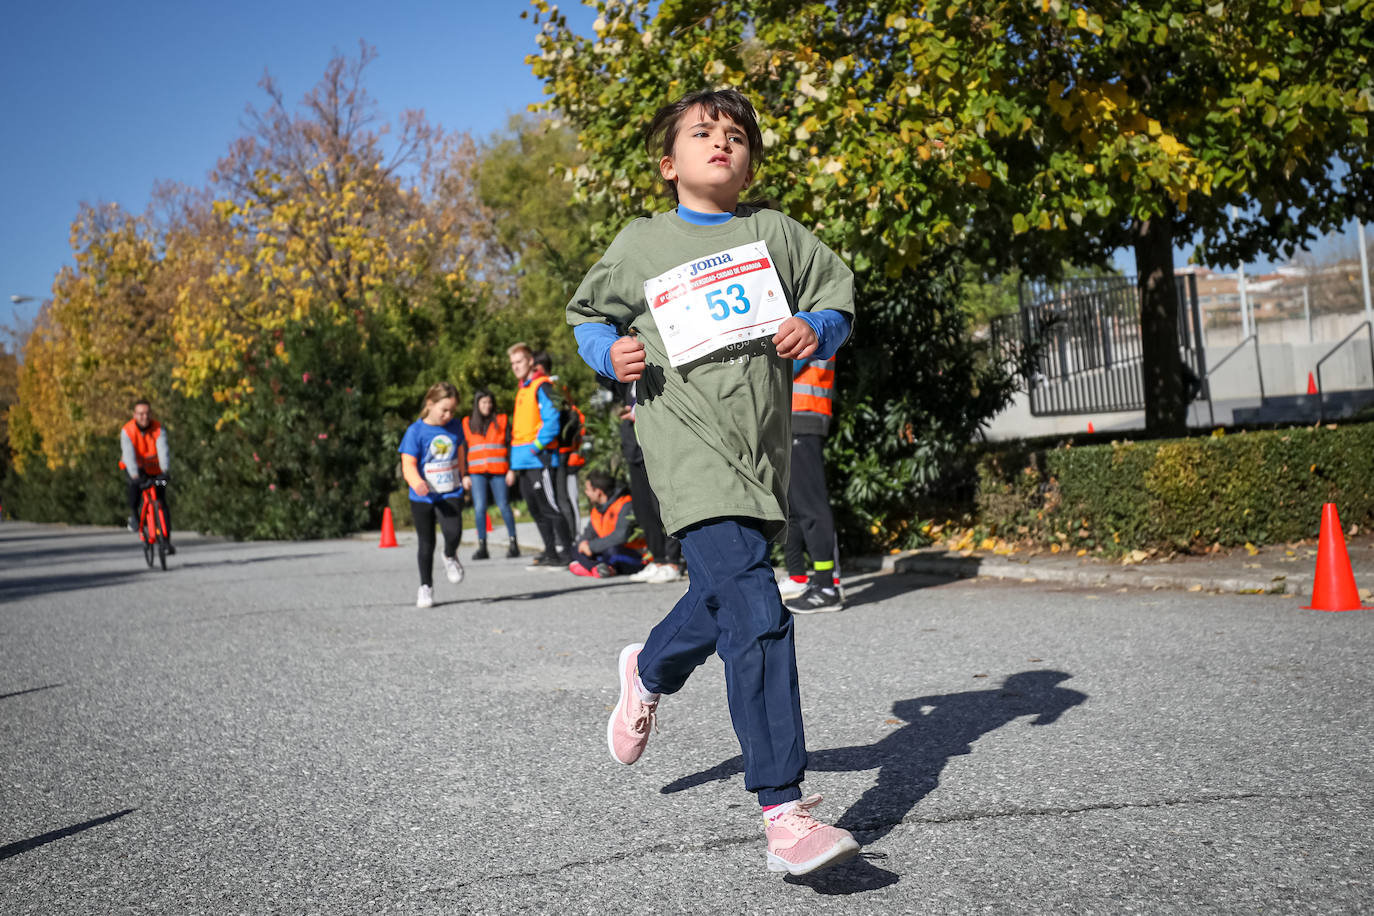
764,795,860,875
606,643,657,765
569,562,595,578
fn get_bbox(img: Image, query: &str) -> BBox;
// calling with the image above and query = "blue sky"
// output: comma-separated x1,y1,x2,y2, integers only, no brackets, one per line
0,0,594,339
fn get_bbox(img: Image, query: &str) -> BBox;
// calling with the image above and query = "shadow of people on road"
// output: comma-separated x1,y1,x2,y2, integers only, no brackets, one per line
837,573,965,610
811,670,1087,842
663,670,1088,848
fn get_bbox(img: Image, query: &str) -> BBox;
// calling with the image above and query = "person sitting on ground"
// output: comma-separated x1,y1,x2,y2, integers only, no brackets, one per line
568,470,646,579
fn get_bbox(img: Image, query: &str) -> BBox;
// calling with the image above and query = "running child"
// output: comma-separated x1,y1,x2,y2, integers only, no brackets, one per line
567,88,859,876
398,382,468,608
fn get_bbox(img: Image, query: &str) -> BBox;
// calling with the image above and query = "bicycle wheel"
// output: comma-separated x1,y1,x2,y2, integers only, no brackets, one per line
140,498,156,568
155,504,170,570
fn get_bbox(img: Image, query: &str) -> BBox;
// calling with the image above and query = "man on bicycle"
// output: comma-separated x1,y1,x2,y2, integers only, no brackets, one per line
120,398,175,553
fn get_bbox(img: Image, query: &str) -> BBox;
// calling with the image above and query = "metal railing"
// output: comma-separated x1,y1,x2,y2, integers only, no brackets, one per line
1198,333,1265,428
1314,320,1374,423
1002,274,1205,416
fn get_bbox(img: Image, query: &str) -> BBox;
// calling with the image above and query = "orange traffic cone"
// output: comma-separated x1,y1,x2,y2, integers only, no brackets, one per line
379,506,399,548
486,513,493,533
1307,372,1318,395
1303,503,1368,611
1087,422,1095,434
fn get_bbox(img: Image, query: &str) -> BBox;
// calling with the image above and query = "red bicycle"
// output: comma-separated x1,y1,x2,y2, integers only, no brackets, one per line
138,475,171,570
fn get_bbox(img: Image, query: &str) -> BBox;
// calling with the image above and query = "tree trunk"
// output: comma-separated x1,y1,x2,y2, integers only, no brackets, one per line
1133,216,1186,436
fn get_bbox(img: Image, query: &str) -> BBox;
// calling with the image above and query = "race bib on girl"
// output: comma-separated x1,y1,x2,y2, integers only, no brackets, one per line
643,241,791,367
423,434,459,494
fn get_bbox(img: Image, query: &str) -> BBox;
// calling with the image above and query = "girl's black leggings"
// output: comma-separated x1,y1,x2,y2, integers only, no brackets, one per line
410,498,463,587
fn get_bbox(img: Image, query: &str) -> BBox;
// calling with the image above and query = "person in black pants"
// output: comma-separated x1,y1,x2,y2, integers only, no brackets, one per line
506,343,574,568
782,356,842,612
618,397,684,583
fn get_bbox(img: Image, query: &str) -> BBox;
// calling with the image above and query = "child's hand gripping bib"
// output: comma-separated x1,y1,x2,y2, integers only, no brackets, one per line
423,434,460,494
643,241,791,367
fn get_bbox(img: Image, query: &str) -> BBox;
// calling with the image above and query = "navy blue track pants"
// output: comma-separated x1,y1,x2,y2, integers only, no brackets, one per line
637,517,806,806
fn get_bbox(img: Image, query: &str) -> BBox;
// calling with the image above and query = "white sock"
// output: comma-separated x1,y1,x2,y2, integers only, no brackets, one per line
634,675,659,705
763,800,799,824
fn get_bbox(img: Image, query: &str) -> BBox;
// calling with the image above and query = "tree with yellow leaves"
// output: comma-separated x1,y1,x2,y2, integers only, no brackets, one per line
9,203,171,473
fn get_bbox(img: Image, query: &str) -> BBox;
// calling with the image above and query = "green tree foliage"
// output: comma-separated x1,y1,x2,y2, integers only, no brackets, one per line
527,0,1025,546
173,313,404,539
472,116,611,407
528,1,1374,436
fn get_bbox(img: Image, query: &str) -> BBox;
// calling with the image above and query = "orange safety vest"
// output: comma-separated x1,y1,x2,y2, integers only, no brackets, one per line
591,493,633,539
512,374,553,448
462,414,510,475
792,357,835,417
120,419,164,476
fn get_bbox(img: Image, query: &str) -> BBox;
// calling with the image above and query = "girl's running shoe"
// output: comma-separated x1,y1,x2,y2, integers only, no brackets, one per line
764,795,860,875
607,643,657,765
443,555,465,584
416,585,434,608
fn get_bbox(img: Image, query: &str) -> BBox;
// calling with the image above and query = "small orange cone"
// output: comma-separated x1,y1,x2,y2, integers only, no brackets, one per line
379,507,399,548
1307,372,1318,395
1304,503,1368,611
485,513,493,533
1087,422,1095,434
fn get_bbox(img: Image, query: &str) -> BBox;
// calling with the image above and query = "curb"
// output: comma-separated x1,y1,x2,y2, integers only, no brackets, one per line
863,550,1308,597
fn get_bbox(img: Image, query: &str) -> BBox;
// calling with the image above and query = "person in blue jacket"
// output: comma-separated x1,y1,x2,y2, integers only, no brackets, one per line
504,343,574,568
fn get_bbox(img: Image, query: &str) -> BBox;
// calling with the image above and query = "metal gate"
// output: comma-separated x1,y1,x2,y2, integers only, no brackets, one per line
989,274,1205,417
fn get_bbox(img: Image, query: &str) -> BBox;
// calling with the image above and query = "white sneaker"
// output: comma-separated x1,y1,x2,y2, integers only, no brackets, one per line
443,555,465,584
647,563,682,584
630,563,660,582
416,585,434,608
778,576,809,599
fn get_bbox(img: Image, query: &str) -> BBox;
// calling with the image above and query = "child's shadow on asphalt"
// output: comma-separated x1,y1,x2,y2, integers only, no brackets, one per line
660,670,1088,894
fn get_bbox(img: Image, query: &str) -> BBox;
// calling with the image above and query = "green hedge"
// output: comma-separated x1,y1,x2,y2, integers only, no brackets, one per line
977,423,1374,553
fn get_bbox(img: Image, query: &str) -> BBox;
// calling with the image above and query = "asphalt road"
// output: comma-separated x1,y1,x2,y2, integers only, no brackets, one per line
2,521,1371,915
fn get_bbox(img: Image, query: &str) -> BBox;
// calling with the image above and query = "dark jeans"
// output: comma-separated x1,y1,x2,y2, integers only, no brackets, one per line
411,498,462,588
784,433,837,586
517,466,572,560
637,518,805,806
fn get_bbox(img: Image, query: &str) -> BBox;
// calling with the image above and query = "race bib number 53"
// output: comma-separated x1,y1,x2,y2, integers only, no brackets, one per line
643,241,791,367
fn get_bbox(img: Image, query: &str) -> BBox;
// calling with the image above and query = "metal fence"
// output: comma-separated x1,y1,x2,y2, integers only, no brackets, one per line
989,275,1205,416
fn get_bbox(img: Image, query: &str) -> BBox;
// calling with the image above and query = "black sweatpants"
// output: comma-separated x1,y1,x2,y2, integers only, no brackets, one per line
518,465,572,560
411,498,463,588
783,433,837,585
620,419,681,566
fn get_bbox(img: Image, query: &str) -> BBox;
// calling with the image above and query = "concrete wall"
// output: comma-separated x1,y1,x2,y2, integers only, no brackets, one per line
983,331,1374,441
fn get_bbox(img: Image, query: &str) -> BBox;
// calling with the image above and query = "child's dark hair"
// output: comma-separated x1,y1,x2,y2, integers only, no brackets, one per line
646,89,764,202
586,469,616,494
532,350,553,374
